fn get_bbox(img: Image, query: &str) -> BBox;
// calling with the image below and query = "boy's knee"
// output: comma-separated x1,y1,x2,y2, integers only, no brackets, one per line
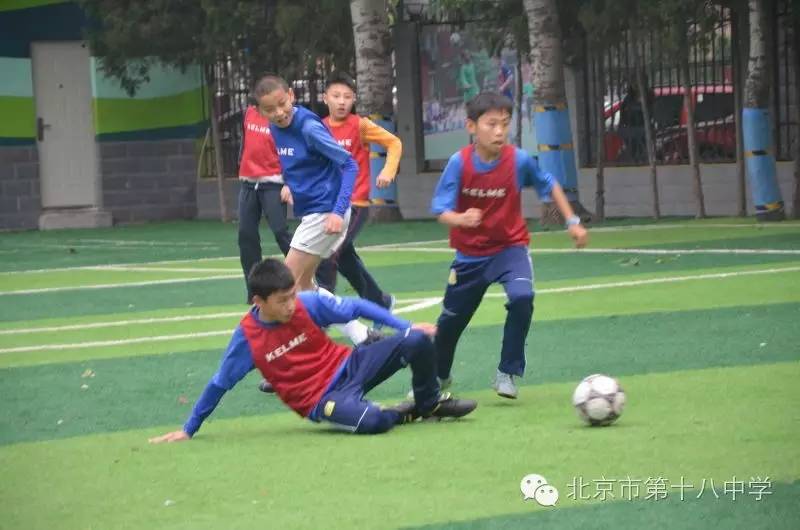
506,290,534,314
401,329,434,361
405,328,433,350
355,409,397,434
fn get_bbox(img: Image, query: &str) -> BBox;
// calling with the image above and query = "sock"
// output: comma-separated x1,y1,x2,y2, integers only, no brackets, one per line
316,286,370,345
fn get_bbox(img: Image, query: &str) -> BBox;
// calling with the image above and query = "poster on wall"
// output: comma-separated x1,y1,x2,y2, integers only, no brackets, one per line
418,23,538,162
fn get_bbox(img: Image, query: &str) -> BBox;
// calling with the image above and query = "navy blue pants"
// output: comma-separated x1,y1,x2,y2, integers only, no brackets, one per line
238,181,292,300
435,245,534,379
311,329,440,434
315,205,390,308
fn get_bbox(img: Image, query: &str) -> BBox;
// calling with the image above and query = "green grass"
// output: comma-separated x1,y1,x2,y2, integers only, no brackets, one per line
1,218,799,529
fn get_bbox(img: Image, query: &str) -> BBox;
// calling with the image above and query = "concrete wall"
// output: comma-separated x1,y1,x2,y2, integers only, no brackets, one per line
577,162,796,218
100,140,197,223
0,145,40,230
396,162,797,220
196,178,239,221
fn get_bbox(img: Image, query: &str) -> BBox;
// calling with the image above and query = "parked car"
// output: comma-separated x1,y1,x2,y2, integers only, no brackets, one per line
603,84,735,163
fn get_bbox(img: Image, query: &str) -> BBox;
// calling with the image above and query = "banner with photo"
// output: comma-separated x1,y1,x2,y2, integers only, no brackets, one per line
418,23,538,162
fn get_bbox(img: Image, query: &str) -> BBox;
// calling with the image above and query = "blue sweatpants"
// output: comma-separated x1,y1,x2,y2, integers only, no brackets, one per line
435,245,534,379
310,329,440,434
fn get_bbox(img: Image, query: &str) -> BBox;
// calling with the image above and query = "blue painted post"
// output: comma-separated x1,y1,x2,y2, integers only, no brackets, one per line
743,108,784,220
533,104,579,202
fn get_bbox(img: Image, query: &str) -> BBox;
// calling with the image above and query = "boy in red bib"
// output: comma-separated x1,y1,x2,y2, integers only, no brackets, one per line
429,92,588,400
237,105,293,302
315,72,401,310
149,259,476,442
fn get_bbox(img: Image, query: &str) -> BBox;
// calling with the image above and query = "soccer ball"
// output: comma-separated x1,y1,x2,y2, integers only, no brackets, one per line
572,374,625,426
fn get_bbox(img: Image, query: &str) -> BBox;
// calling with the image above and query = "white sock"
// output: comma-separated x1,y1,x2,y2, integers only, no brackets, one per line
316,286,370,345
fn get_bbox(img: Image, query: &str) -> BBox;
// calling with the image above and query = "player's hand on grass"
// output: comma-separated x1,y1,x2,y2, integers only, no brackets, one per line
280,185,293,205
568,224,589,248
460,208,482,228
324,213,344,234
412,323,437,337
149,430,190,444
376,172,393,188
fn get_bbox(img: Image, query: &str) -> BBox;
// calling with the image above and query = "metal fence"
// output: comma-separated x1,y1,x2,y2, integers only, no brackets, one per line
201,57,335,178
583,0,796,167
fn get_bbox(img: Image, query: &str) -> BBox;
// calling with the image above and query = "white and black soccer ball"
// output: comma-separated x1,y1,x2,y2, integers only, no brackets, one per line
572,374,625,426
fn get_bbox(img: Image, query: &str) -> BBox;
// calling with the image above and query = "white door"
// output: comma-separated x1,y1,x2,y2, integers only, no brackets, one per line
32,42,100,209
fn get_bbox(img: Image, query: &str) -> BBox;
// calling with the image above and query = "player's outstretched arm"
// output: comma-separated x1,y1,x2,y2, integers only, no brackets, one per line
149,328,255,444
550,183,588,248
301,291,411,331
360,117,402,188
149,430,190,444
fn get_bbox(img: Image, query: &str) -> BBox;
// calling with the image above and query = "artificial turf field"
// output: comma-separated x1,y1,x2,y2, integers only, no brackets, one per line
0,217,798,529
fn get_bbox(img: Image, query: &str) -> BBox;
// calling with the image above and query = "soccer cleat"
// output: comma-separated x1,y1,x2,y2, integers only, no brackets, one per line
258,379,275,394
361,328,385,346
387,400,417,424
391,391,477,423
426,392,477,419
406,376,452,401
493,370,518,399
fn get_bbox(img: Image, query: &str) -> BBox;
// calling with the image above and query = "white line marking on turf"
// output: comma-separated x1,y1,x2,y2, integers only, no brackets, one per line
72,239,220,247
2,266,798,354
0,330,233,354
504,266,800,296
0,274,241,296
2,242,798,295
361,246,800,255
0,312,244,335
88,265,240,273
0,299,427,336
4,222,799,275
0,255,244,276
393,297,442,314
0,300,436,352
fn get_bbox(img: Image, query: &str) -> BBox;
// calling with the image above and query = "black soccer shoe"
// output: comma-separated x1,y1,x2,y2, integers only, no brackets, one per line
392,392,477,423
258,379,275,394
386,400,417,424
426,392,477,419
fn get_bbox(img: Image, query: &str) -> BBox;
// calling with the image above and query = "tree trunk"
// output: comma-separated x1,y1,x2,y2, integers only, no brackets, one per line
205,65,229,223
733,7,747,217
744,0,770,109
633,35,659,219
680,44,706,219
350,0,393,116
524,0,591,224
594,50,606,222
793,5,800,219
350,0,400,222
743,0,784,221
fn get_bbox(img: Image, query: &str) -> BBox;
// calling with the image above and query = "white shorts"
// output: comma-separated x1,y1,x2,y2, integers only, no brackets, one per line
290,209,351,258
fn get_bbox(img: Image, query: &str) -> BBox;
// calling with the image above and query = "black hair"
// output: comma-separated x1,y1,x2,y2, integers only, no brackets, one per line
325,71,357,93
253,75,290,99
247,258,295,299
465,91,513,122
